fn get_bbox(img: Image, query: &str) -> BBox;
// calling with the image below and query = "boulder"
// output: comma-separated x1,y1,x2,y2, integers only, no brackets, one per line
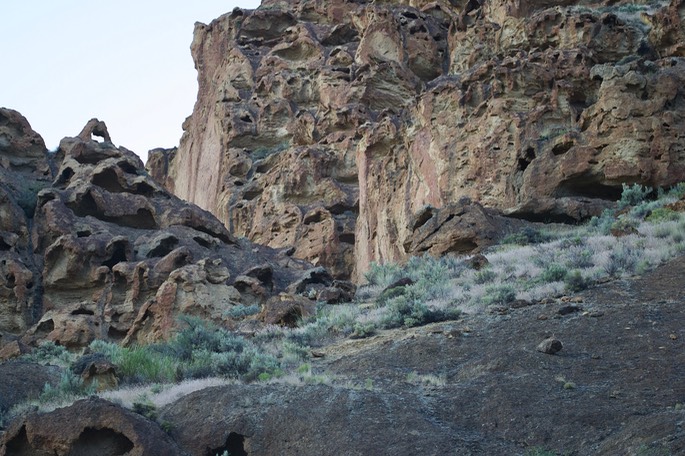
0,397,183,456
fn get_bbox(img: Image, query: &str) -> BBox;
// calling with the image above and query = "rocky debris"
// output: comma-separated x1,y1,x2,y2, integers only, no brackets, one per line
0,113,322,351
536,337,563,354
285,266,356,302
383,277,414,292
316,280,356,304
260,293,316,327
466,253,490,271
558,304,583,315
0,361,60,417
0,397,184,456
148,0,685,281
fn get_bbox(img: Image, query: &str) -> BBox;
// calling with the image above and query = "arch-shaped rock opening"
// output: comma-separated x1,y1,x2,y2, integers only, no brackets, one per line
117,160,138,174
518,147,536,172
4,425,31,455
35,318,55,334
70,427,134,456
69,191,99,218
146,236,179,258
92,168,125,193
56,167,75,186
77,119,112,143
339,233,356,245
193,236,212,249
554,179,622,201
209,432,248,456
278,308,303,327
112,208,158,230
107,326,127,341
71,308,95,316
321,24,359,46
103,240,129,269
133,181,155,197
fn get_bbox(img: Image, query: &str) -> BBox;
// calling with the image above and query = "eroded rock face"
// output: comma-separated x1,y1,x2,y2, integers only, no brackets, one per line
149,0,685,281
0,112,338,351
0,109,52,337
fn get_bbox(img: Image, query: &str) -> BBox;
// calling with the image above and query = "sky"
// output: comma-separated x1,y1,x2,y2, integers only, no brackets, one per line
3,0,260,160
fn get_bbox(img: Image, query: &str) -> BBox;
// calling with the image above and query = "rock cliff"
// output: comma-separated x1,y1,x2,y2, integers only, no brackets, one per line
149,0,685,281
0,109,339,352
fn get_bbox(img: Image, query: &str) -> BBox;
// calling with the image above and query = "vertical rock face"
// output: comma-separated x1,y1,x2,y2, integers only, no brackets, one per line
151,0,685,281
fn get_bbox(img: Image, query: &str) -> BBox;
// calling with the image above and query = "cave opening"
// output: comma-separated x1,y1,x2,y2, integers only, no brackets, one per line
208,432,248,456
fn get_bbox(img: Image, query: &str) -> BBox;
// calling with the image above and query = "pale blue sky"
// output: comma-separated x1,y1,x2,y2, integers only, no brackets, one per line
4,1,260,159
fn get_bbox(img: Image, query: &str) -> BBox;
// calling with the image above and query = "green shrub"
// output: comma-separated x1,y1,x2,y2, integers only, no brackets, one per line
22,341,74,366
618,183,653,209
646,208,680,223
481,284,516,306
588,208,617,235
604,244,638,277
667,182,685,199
565,247,594,269
381,295,459,328
564,270,591,293
364,262,403,287
502,227,552,245
40,370,94,403
652,224,676,239
225,304,260,319
474,268,496,284
376,286,408,307
610,216,639,234
169,317,280,381
540,263,567,283
351,322,376,338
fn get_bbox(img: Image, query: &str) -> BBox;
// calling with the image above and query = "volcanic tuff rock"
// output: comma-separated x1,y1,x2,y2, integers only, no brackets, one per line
0,109,339,352
148,0,685,281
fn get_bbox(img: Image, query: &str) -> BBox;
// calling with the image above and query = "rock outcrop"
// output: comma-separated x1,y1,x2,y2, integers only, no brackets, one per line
149,0,685,280
0,110,341,351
